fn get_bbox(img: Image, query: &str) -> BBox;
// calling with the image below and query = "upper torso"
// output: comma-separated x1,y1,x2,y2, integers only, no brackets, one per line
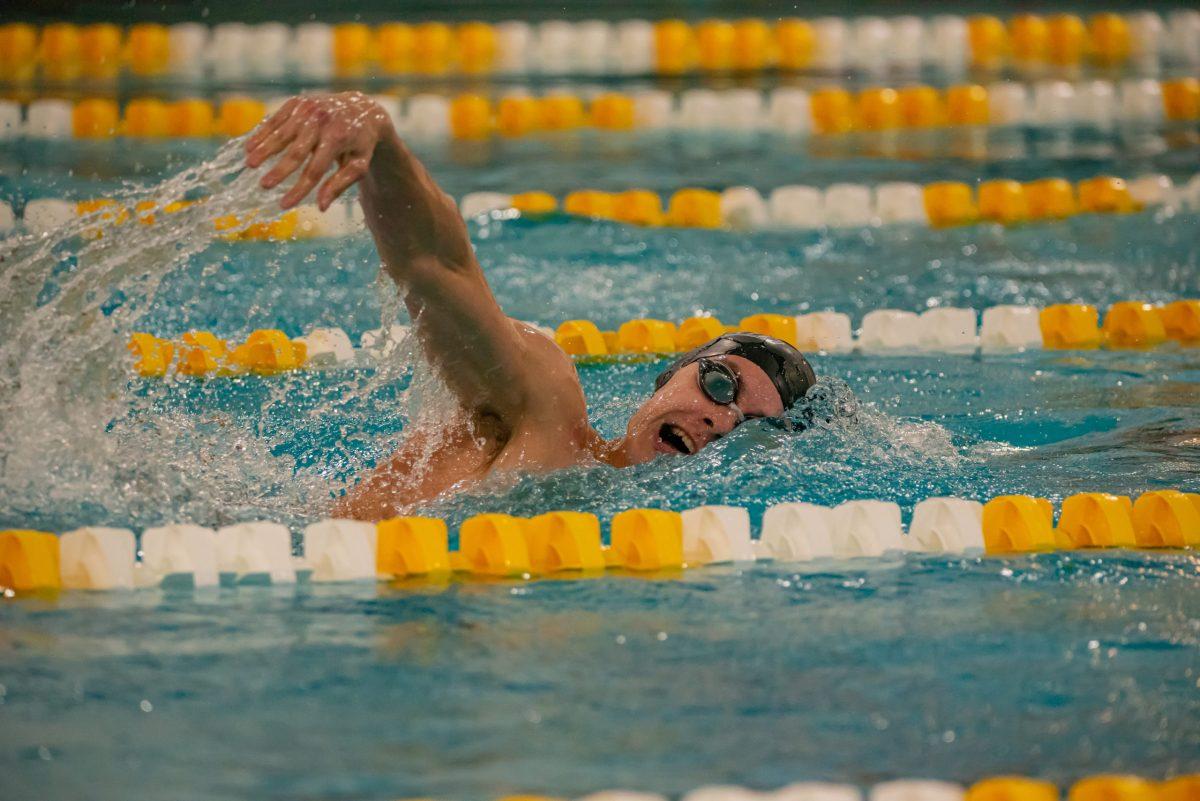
331,322,595,520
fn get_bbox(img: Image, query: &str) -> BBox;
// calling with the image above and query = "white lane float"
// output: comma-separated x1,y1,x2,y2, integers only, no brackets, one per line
303,519,377,582
909,498,984,553
215,521,295,584
140,524,220,588
60,527,136,590
682,505,755,565
831,500,907,557
858,310,920,352
980,306,1042,351
295,327,355,366
759,502,836,561
917,308,978,352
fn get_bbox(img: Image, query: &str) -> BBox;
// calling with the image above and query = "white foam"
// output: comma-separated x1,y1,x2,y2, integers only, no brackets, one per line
360,324,411,357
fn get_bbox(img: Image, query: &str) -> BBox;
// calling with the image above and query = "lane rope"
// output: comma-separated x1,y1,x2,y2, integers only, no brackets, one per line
3,490,1197,591
2,77,1197,141
1,13,1198,81
4,169,1197,243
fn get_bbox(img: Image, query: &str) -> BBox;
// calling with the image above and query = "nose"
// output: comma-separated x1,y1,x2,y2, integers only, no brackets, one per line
704,404,743,433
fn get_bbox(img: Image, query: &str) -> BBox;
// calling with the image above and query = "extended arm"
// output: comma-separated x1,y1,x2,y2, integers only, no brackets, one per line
244,92,534,421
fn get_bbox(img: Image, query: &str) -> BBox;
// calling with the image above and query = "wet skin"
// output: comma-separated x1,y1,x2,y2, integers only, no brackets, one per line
243,92,784,520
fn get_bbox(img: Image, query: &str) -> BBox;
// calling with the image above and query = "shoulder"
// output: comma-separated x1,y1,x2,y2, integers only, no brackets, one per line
508,319,590,419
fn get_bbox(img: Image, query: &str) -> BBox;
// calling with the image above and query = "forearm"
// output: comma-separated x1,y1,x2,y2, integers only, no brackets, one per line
245,92,531,418
358,128,477,289
356,124,528,415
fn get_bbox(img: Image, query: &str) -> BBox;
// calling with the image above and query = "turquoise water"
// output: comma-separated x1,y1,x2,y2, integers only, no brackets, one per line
1,555,1197,800
1,105,1200,798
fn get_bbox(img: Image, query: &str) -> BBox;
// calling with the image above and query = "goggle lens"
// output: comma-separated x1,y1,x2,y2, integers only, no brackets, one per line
698,359,739,405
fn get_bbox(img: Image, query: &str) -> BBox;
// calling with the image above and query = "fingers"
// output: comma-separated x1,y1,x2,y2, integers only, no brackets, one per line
244,97,298,156
259,120,320,192
279,137,339,209
316,156,370,211
246,104,312,170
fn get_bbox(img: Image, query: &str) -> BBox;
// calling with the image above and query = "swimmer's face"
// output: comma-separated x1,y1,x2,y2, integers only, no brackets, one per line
623,355,785,464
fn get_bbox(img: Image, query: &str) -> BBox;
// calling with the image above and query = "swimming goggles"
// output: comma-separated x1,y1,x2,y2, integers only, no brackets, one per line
696,357,752,423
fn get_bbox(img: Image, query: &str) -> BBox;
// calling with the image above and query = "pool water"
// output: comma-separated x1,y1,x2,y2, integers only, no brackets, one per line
3,63,1200,801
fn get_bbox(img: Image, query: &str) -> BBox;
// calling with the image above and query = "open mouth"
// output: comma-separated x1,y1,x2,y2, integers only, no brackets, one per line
658,423,697,455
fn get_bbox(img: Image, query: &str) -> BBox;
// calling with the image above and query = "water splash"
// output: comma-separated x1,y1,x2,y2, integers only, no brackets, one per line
0,139,439,531
0,141,972,534
418,376,965,538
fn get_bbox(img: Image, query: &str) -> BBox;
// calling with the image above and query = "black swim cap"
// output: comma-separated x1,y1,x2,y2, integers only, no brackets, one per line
653,332,817,410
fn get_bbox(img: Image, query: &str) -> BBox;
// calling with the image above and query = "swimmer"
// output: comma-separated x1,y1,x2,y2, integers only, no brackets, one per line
243,92,817,520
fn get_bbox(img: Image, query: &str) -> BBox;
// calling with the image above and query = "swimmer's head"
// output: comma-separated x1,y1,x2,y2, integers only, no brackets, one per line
620,332,817,463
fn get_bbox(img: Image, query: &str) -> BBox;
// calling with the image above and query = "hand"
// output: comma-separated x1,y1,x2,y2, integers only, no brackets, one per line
244,92,391,211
